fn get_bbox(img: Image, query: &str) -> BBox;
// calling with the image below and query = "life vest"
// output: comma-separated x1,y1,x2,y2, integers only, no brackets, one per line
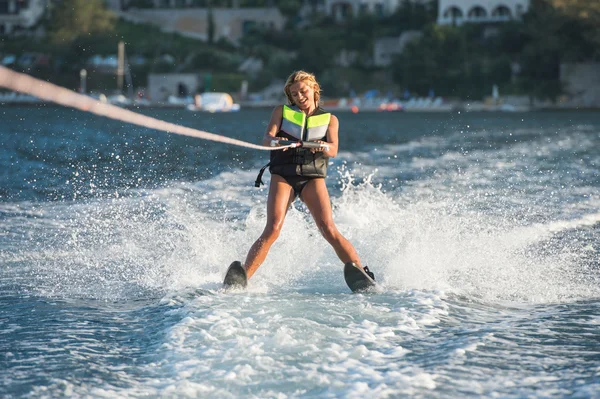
254,105,331,187
255,105,331,186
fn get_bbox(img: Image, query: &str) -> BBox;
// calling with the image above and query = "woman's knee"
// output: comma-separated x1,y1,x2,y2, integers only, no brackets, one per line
262,222,283,242
318,222,339,243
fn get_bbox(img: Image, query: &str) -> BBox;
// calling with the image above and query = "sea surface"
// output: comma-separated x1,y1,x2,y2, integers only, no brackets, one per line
1,107,599,398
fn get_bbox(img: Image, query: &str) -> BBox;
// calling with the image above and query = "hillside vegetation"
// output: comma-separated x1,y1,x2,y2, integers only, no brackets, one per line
0,0,597,100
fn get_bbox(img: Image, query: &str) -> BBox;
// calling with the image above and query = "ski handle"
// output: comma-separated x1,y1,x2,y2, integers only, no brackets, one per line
270,139,329,151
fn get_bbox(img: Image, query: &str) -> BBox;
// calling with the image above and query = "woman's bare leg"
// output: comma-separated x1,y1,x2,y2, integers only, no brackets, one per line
244,175,295,279
301,178,361,266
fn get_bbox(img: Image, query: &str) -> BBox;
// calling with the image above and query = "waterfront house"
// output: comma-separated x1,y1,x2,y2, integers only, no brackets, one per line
437,0,529,25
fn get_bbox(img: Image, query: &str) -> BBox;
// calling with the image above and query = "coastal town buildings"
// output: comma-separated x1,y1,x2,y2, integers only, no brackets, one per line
109,0,435,24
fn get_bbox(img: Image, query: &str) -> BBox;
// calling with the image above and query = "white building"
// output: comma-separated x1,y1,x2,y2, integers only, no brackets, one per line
438,0,529,25
326,0,399,20
324,0,430,21
0,0,47,34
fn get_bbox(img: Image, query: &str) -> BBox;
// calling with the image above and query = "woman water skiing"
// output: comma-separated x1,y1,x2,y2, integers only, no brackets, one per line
224,70,374,288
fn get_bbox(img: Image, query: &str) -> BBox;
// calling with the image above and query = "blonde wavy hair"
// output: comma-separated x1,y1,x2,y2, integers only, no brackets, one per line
283,70,321,107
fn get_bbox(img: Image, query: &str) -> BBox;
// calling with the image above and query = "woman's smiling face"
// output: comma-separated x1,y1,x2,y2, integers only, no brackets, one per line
289,80,314,110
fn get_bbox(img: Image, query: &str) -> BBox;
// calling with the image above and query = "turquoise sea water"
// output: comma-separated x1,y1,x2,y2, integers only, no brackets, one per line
1,107,600,398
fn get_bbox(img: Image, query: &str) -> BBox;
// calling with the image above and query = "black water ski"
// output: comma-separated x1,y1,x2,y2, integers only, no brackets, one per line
344,262,376,293
223,261,247,289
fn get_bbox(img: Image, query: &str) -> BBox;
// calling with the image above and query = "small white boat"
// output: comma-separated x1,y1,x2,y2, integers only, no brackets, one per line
187,92,240,113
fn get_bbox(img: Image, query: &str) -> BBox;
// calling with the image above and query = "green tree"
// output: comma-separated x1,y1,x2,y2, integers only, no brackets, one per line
49,0,116,44
391,0,600,101
551,0,600,22
392,25,470,97
292,30,341,76
516,0,569,101
551,0,600,59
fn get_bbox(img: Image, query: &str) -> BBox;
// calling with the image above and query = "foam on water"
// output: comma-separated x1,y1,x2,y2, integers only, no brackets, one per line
2,119,600,398
2,150,598,304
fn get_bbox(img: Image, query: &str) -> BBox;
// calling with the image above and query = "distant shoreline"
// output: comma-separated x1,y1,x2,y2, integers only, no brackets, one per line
1,94,598,112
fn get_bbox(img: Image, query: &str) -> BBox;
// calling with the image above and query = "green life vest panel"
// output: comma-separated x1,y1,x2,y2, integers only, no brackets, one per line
280,105,331,141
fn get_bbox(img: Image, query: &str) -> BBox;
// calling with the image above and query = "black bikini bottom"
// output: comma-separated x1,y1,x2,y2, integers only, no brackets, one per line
275,174,318,198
